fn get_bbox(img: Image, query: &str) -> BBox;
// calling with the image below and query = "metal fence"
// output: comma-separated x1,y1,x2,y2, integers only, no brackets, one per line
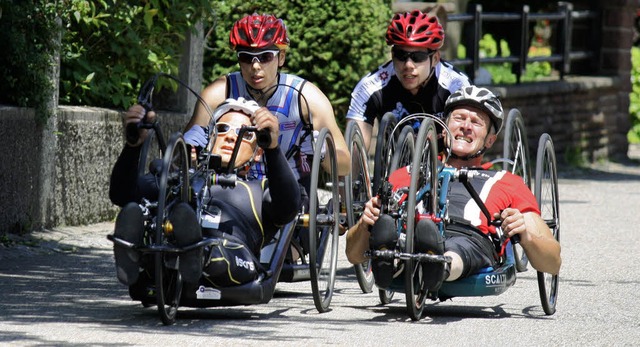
447,1,599,83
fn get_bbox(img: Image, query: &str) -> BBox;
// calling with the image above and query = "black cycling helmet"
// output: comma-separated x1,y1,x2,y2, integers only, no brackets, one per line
444,86,504,135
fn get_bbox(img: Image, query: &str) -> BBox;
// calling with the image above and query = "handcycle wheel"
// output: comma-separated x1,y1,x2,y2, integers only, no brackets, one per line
154,132,190,325
137,128,164,178
377,125,415,304
389,125,415,173
372,113,398,194
308,128,340,312
404,120,438,321
534,133,560,315
503,109,531,272
344,122,375,294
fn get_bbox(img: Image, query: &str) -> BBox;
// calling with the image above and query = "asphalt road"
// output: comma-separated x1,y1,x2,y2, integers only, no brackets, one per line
1,151,639,346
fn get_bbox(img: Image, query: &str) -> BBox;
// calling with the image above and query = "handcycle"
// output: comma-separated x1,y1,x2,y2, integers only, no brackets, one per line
108,73,341,325
343,113,420,294
349,112,559,320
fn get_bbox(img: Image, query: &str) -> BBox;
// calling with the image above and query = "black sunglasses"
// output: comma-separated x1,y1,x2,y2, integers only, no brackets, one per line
392,48,435,63
236,50,279,64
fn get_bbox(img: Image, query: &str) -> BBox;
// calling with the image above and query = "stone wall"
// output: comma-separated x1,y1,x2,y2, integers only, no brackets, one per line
0,106,189,233
489,76,623,162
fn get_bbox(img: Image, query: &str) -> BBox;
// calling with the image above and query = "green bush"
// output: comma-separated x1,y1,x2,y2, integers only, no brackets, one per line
459,33,553,85
629,46,640,144
0,1,60,124
203,0,393,125
58,0,214,110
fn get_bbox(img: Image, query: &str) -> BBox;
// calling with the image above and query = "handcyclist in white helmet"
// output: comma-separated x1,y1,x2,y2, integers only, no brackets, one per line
110,97,301,292
346,86,561,292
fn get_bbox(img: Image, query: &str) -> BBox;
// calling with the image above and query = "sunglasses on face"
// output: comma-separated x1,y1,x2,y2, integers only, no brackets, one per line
215,122,256,142
392,48,435,63
236,50,279,64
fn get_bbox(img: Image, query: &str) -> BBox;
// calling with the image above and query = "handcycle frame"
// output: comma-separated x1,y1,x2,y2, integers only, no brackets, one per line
108,73,341,325
359,112,559,320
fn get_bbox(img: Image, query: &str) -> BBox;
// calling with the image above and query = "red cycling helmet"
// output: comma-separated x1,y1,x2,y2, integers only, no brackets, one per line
385,10,444,50
229,13,290,50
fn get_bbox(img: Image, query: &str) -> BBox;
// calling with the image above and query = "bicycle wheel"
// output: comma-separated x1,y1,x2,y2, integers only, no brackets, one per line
534,133,560,316
308,128,340,312
344,122,375,293
155,132,190,325
404,120,438,321
503,109,531,272
372,113,398,194
389,125,415,172
375,125,415,305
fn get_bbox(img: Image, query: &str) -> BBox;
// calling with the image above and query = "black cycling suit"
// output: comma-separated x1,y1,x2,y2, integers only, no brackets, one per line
109,144,301,286
346,59,471,125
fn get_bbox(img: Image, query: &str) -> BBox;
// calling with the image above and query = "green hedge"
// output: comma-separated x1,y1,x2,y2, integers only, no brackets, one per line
0,1,60,124
204,0,393,125
0,0,392,127
0,0,214,119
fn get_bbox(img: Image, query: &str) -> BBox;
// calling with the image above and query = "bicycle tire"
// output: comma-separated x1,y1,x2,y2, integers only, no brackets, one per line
534,133,560,316
405,120,438,321
155,132,189,325
308,128,340,313
344,122,375,293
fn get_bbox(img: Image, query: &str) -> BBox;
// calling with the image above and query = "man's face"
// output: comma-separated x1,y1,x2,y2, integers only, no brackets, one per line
211,111,257,167
237,48,284,91
446,106,495,157
391,45,438,95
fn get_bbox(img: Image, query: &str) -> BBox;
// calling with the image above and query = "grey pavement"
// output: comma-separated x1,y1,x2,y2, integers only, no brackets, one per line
1,145,639,346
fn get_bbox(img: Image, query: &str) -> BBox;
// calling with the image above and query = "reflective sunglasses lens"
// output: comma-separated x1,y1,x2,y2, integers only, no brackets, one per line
237,51,277,64
242,132,256,141
215,123,231,134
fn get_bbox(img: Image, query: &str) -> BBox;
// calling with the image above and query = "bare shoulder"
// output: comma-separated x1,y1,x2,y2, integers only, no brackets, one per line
201,76,228,106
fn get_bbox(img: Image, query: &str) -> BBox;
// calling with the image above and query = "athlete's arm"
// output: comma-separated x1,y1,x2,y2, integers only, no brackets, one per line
263,147,301,226
184,75,228,130
300,82,351,176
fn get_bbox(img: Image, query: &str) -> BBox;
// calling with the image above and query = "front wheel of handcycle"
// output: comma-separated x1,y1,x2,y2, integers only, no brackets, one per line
404,119,439,321
154,132,190,325
344,122,375,293
534,133,560,315
308,128,340,312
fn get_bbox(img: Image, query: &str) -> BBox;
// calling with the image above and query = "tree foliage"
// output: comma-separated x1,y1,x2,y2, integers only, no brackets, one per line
0,0,392,124
57,0,214,109
0,1,60,123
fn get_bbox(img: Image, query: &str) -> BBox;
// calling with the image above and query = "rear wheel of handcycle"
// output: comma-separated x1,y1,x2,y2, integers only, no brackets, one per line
404,120,438,321
308,128,340,312
155,132,190,325
378,125,415,304
534,133,560,315
503,109,531,272
344,122,375,293
372,113,398,194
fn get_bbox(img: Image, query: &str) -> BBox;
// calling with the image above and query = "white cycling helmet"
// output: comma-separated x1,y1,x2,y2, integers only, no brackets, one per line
444,86,504,135
212,97,260,121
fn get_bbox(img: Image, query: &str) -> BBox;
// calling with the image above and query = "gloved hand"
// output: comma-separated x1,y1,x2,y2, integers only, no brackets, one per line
184,126,208,147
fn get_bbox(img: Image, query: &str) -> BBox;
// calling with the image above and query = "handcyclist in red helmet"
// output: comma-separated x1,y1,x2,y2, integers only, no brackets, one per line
184,13,350,187
346,10,471,150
